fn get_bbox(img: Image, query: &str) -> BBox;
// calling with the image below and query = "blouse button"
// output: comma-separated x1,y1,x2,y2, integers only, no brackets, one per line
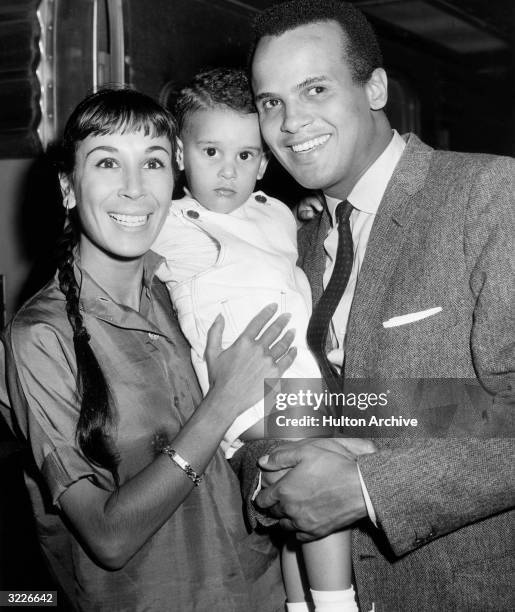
186,210,199,219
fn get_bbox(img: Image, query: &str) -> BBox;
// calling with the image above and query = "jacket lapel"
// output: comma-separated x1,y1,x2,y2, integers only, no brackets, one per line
345,134,434,375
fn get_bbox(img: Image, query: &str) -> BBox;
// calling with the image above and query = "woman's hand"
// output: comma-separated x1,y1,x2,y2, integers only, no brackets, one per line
204,304,297,420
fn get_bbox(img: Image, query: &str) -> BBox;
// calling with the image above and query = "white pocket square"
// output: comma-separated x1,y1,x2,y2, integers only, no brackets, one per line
383,307,442,328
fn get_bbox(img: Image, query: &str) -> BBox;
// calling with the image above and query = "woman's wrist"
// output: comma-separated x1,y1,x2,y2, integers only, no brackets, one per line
201,384,242,427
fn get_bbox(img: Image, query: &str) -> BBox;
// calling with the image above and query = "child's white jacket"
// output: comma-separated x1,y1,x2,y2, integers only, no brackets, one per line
152,191,321,455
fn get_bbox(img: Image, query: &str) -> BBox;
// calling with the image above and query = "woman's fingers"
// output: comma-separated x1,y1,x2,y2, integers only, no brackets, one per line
204,313,225,365
269,328,296,361
242,303,279,340
257,312,292,348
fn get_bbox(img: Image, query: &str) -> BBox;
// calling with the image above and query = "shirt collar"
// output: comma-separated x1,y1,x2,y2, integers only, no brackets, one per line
325,130,406,224
76,250,165,318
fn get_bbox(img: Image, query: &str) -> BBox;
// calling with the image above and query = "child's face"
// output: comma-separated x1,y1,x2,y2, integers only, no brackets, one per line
180,107,268,213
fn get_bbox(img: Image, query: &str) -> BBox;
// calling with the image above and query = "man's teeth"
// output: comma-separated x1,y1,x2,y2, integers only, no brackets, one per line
109,213,148,227
291,135,330,153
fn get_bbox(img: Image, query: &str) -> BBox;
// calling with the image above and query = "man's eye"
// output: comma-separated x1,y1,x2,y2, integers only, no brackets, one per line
307,86,325,96
97,158,118,169
204,147,217,157
145,158,165,169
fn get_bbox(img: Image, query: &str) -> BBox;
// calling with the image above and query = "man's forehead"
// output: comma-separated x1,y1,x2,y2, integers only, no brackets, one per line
251,23,348,92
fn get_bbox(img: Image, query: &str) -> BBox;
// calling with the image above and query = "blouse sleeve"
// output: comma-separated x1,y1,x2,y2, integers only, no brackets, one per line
5,317,115,507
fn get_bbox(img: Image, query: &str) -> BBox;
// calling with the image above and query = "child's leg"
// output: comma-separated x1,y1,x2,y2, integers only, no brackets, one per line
282,536,313,611
303,530,358,612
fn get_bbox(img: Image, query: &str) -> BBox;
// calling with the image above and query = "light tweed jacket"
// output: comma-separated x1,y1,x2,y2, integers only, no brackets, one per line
233,134,515,612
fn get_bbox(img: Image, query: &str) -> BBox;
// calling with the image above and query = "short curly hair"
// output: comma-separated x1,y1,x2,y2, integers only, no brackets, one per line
251,0,382,85
174,67,256,133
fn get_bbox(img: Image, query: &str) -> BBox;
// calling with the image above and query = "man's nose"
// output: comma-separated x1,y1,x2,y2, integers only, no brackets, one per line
281,101,312,134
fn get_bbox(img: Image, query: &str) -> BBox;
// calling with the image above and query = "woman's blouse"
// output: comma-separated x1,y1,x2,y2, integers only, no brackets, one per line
2,251,283,612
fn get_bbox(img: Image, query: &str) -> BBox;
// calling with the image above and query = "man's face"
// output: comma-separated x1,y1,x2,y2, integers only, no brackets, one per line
252,20,387,199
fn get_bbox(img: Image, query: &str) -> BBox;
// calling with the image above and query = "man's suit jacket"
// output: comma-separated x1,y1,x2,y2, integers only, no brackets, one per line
296,133,514,611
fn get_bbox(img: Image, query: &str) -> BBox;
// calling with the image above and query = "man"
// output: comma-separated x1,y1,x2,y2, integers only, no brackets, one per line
239,1,514,610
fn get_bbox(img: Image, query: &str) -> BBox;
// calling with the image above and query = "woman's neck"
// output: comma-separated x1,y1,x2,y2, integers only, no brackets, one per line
79,244,145,311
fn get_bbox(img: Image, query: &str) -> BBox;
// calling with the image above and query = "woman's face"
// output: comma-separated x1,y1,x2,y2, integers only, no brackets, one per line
61,129,174,263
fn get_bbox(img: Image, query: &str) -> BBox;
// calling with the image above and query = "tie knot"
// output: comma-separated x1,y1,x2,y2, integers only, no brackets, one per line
336,200,353,224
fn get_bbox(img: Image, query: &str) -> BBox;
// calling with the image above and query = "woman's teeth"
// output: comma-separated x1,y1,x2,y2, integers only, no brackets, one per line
109,213,148,227
291,134,330,153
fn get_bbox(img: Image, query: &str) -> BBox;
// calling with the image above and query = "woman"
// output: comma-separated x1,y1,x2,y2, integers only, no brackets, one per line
2,88,295,611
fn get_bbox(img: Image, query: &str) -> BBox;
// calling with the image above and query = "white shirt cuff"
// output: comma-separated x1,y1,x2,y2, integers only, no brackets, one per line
357,464,378,527
251,471,262,501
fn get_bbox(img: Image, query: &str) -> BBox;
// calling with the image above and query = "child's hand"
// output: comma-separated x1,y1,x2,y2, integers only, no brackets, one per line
293,191,324,227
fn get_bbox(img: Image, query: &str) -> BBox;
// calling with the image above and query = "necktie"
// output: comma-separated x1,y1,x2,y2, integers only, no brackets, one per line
307,200,354,392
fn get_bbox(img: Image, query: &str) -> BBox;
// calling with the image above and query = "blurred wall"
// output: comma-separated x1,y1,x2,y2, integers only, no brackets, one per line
0,159,32,325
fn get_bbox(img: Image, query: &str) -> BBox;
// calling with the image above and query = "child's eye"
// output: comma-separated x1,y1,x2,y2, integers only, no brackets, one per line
262,98,281,111
204,147,217,157
307,86,325,96
239,151,253,161
97,158,119,169
144,158,165,169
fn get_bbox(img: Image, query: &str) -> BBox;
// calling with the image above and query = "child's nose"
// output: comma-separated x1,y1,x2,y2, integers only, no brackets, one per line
219,160,237,180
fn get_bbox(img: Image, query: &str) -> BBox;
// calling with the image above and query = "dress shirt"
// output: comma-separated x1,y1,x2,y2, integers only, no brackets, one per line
323,130,405,525
323,130,406,371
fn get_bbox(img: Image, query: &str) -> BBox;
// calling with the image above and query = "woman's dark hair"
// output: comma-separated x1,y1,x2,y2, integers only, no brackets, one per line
174,67,256,133
57,87,179,486
251,0,382,85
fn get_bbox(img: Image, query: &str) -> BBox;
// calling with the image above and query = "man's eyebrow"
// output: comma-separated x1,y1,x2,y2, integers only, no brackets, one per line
296,75,330,90
255,75,330,102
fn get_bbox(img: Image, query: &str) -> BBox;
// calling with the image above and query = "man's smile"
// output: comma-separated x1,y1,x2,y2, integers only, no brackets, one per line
289,134,331,153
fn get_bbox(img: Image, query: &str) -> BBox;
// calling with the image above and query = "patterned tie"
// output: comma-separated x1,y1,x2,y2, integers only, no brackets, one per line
307,200,354,392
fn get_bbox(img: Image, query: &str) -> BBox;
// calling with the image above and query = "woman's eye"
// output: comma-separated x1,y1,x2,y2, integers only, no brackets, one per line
204,147,217,157
144,158,165,169
97,158,118,169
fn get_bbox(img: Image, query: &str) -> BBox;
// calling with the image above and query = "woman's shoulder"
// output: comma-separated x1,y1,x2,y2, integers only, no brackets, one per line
8,276,70,351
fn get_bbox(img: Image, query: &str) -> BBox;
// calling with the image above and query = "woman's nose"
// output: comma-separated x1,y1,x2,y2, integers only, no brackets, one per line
118,169,145,199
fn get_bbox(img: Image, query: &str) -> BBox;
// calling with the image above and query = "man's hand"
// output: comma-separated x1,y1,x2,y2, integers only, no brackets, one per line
256,439,374,541
293,191,324,227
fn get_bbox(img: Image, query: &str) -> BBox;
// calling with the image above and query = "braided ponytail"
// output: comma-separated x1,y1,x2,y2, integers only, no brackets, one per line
57,213,119,487
54,87,179,487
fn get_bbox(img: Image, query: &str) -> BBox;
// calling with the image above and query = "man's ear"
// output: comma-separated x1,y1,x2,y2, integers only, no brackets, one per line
176,138,184,171
365,67,388,111
59,174,77,210
256,151,270,181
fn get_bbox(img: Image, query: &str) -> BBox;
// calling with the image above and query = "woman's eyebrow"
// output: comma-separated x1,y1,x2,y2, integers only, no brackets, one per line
146,145,171,156
85,145,118,158
85,145,171,158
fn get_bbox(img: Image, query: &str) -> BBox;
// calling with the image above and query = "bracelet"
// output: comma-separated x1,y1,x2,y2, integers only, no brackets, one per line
161,446,203,486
